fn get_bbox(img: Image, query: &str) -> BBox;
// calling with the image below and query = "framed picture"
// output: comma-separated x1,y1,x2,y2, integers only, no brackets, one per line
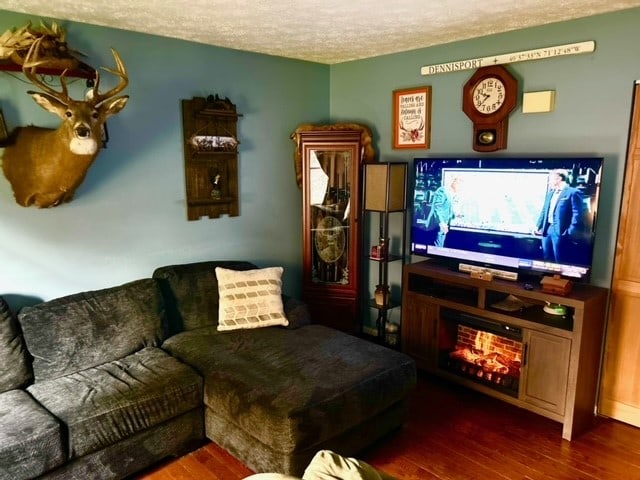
392,86,432,149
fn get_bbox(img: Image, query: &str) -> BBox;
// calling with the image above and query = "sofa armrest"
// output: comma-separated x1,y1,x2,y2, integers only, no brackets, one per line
282,295,311,329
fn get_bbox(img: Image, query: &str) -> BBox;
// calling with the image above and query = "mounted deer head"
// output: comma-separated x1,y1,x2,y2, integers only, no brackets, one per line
1,38,129,207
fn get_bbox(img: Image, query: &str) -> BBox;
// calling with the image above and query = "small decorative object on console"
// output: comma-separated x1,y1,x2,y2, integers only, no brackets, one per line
543,302,568,316
541,274,573,296
470,270,493,281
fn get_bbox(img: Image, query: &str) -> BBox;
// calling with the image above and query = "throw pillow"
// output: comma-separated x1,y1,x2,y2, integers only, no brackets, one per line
216,266,288,331
302,450,396,480
242,475,301,480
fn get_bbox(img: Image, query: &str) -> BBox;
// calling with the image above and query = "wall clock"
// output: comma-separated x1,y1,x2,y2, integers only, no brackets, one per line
462,65,518,152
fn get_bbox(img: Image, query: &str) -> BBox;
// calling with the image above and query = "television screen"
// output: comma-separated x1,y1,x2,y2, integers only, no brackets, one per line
411,157,604,280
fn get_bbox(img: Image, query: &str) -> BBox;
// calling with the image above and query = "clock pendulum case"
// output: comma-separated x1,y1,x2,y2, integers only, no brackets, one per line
462,65,518,152
292,124,374,335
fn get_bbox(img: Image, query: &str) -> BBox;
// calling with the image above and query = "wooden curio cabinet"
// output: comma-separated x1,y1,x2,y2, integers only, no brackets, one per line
292,124,374,334
181,95,241,220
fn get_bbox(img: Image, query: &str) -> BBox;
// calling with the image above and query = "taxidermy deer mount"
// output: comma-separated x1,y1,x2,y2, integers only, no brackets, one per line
1,37,129,208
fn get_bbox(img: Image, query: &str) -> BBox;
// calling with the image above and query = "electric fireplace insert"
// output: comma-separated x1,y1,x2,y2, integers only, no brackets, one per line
438,308,523,397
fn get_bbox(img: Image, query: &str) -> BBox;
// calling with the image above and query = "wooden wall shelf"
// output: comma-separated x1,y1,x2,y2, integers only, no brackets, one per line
181,95,242,220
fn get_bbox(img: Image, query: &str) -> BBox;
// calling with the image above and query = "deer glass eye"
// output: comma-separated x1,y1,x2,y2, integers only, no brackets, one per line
92,112,99,119
65,111,73,118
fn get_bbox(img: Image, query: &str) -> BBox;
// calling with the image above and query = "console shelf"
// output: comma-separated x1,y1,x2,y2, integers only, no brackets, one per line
401,260,609,440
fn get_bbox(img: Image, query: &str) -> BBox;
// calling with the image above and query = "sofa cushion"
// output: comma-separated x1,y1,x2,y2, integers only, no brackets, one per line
216,266,288,331
0,297,32,393
27,346,203,459
162,324,416,453
153,260,258,334
18,279,166,382
0,389,65,480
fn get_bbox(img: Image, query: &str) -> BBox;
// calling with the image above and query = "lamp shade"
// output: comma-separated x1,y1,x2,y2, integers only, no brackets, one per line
364,162,407,212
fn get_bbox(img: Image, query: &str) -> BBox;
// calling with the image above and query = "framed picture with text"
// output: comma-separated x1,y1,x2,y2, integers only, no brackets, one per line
392,86,432,149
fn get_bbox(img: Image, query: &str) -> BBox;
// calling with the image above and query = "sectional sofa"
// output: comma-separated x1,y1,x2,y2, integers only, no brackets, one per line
0,260,417,479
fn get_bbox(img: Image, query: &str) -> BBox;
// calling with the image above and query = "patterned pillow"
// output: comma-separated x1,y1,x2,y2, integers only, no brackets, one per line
216,266,288,331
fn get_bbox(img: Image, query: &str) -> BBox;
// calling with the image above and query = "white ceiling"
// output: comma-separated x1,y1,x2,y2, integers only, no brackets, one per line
1,0,640,64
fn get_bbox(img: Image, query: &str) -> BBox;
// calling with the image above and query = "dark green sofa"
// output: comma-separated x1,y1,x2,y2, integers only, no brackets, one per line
0,261,416,479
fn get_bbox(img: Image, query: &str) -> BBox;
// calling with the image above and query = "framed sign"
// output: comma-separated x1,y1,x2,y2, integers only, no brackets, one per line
393,86,432,149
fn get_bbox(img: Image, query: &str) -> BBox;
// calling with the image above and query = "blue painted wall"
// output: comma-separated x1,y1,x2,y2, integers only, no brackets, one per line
2,7,639,311
331,8,640,291
0,10,329,309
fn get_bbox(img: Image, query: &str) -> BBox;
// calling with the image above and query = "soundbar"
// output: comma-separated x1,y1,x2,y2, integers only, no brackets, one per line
458,263,518,281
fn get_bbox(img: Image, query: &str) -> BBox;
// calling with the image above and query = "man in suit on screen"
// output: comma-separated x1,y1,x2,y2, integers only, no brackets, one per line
534,169,585,263
425,175,462,248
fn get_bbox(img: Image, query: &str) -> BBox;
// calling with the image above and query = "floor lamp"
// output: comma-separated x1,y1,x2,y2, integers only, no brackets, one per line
363,162,407,344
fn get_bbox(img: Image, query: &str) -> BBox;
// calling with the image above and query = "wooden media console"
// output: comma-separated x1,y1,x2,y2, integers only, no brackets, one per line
401,260,609,440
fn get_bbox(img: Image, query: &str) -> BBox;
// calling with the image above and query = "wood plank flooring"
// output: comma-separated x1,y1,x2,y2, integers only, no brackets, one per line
136,373,640,480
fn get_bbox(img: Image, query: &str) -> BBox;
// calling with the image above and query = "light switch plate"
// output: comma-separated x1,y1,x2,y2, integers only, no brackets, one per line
522,90,556,113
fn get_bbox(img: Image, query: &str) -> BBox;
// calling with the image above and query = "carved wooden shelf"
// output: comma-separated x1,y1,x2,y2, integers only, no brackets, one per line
181,95,242,221
0,58,96,81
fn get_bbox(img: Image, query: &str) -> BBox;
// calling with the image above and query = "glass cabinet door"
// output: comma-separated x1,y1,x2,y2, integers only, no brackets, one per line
308,147,352,286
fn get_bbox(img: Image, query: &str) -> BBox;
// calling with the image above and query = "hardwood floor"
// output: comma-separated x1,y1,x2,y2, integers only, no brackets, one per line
136,373,640,480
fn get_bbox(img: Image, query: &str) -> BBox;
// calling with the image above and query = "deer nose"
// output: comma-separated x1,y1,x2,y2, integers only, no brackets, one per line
75,126,91,138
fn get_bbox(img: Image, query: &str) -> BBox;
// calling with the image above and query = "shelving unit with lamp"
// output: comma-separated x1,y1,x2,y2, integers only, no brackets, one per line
362,162,408,348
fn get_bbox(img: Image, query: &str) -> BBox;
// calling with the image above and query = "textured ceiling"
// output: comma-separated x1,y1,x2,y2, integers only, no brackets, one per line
1,0,640,64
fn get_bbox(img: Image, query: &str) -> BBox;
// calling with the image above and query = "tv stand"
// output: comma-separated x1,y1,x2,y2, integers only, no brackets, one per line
401,260,608,440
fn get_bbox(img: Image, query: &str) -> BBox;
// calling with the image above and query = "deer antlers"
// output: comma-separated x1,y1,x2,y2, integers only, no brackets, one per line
21,38,72,104
22,36,128,107
399,119,424,142
89,49,128,105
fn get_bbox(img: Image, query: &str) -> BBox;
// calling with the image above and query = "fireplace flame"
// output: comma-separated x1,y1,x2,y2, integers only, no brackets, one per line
449,327,522,380
475,330,495,353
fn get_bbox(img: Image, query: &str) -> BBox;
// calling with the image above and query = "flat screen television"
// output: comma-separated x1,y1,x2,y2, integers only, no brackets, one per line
411,157,604,281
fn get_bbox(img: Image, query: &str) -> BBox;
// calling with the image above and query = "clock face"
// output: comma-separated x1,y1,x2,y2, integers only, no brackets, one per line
472,77,506,114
